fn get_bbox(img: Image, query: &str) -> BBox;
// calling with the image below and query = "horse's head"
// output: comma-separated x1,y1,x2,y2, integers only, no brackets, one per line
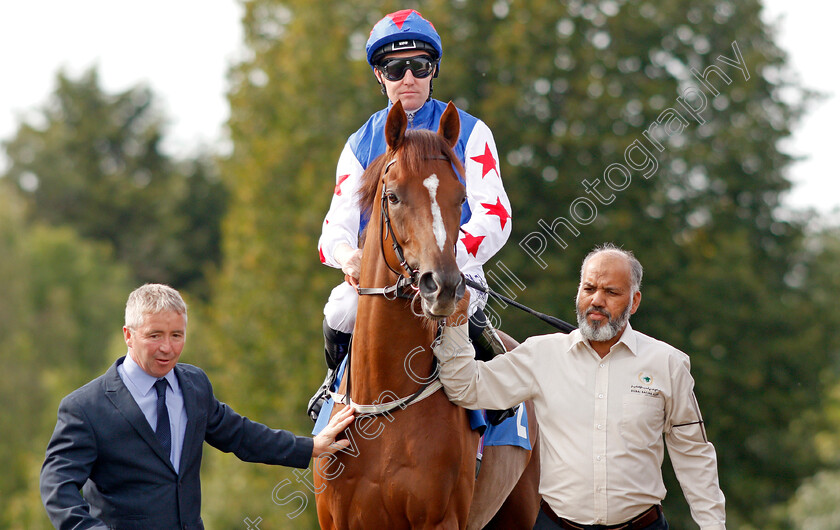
374,100,467,319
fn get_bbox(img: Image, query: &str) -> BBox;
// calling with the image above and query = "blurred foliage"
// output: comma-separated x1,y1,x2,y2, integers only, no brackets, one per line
778,227,840,528
3,0,840,529
196,0,385,525
0,181,131,528
427,0,823,527
1,68,227,296
785,470,840,530
203,0,831,528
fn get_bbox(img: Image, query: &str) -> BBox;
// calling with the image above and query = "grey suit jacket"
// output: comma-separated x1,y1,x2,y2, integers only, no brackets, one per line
40,357,314,529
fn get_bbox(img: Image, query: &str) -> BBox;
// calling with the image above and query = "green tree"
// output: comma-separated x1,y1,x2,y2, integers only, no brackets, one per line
2,68,227,294
423,1,819,526
198,1,389,526
203,0,826,527
779,226,840,528
786,470,840,530
0,181,132,528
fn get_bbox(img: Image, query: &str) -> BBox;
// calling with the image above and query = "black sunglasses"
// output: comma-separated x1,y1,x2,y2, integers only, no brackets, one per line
376,56,437,82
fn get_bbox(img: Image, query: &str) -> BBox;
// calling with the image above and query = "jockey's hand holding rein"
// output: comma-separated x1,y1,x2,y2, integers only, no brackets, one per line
334,243,362,288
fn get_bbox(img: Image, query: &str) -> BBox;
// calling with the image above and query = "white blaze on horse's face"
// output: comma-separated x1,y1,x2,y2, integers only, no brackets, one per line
423,174,446,252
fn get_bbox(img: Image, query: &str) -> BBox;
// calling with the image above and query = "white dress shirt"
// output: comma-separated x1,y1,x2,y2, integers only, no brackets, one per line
118,354,187,472
434,323,726,529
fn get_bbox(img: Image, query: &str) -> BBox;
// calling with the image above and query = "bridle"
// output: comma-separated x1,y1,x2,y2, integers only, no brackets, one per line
335,153,456,416
356,155,452,301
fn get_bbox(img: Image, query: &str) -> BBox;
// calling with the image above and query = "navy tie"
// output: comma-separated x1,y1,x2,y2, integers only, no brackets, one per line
154,379,171,458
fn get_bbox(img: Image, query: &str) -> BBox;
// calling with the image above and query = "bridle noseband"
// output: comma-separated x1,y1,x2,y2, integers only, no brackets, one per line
339,153,457,416
380,159,420,283
356,154,451,301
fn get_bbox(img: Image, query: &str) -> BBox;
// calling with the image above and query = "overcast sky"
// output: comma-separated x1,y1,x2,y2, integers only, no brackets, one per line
1,0,836,215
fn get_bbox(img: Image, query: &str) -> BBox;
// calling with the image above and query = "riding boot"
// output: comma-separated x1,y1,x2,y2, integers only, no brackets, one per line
473,324,508,361
469,309,519,426
307,321,352,422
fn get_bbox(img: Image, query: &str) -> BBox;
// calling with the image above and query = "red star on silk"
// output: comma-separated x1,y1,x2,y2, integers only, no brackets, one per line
470,143,498,178
318,246,326,264
389,9,415,28
460,231,485,257
334,174,350,196
481,197,510,230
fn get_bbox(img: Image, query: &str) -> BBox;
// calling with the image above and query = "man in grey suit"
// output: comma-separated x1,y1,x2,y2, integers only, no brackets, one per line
40,283,354,529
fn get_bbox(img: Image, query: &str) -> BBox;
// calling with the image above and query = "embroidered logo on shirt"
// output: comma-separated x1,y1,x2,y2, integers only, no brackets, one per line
630,384,661,397
631,373,661,397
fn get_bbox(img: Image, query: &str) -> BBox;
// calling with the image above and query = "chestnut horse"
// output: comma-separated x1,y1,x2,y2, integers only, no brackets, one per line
314,101,539,529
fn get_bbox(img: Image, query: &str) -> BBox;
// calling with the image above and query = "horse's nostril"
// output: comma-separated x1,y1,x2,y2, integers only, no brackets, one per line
418,272,439,296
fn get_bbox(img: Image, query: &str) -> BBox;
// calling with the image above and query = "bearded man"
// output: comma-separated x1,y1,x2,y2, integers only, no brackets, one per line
433,243,726,530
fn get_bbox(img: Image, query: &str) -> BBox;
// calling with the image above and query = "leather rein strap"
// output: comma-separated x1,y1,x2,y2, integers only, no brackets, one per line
341,154,451,416
356,154,450,299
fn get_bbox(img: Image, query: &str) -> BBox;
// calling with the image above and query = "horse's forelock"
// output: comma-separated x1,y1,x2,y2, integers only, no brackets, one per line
400,130,464,184
357,130,464,241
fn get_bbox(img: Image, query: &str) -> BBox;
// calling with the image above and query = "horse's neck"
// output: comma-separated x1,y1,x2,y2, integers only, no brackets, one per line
351,238,437,405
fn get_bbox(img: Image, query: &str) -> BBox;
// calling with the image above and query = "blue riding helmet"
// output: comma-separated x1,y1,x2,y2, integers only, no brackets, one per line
366,9,443,77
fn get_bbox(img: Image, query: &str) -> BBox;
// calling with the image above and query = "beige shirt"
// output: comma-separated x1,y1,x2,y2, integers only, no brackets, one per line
434,323,726,529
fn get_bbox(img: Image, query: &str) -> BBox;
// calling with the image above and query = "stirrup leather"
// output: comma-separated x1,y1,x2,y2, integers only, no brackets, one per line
475,325,507,361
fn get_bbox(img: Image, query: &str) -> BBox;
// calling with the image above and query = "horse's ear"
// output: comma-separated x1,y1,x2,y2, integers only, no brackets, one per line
385,100,407,151
437,101,460,148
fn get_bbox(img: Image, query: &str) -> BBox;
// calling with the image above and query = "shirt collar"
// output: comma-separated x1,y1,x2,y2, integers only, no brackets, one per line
386,99,435,128
569,323,638,357
615,323,638,355
123,353,177,396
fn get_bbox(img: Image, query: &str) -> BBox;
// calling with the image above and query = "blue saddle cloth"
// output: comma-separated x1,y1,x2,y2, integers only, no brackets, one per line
312,356,530,450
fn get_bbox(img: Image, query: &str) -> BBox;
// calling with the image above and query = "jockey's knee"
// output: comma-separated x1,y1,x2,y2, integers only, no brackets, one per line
324,282,358,334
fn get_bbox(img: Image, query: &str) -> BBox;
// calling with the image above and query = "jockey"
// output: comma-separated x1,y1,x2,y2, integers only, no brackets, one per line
309,9,514,424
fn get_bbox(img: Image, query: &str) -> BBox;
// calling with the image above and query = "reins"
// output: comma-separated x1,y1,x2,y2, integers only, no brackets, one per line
356,154,451,300
379,159,418,283
463,277,577,333
339,153,454,416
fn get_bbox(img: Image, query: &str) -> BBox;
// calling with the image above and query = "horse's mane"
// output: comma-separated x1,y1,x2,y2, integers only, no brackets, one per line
357,129,466,240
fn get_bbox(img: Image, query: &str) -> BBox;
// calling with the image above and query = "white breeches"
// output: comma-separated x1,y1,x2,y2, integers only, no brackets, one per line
323,271,489,334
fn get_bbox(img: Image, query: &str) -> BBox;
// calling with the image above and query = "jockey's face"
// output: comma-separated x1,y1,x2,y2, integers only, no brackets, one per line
374,50,436,113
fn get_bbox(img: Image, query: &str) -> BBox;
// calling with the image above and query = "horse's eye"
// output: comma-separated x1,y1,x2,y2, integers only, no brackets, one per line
387,192,400,205
460,195,467,205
